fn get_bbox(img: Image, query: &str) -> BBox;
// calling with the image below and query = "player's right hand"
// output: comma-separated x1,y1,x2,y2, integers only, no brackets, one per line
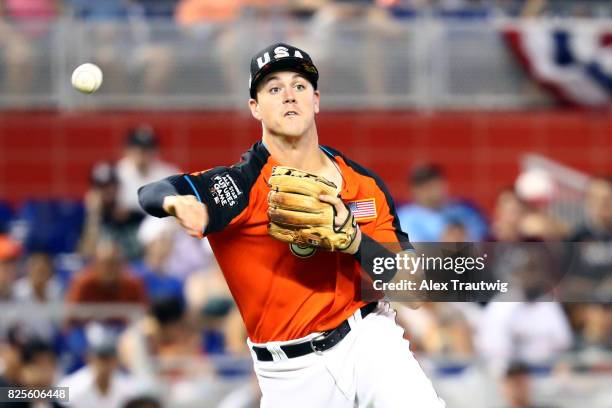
163,195,208,238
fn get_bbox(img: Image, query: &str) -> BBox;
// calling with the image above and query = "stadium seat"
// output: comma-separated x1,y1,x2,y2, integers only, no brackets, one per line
0,201,14,234
14,200,85,254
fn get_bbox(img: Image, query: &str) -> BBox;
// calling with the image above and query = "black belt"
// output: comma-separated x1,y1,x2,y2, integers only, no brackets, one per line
252,302,377,362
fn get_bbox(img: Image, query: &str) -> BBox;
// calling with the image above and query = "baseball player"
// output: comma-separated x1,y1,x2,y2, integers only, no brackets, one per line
138,43,445,407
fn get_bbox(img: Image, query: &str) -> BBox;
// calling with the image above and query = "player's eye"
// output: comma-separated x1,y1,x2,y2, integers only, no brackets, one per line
295,84,306,91
269,86,281,94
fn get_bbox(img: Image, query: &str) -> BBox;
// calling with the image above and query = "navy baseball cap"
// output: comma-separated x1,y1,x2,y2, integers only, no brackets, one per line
249,42,319,99
125,125,158,149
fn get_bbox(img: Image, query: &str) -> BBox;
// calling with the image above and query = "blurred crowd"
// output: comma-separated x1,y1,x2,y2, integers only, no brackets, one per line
0,126,255,407
1,0,610,22
395,163,612,406
1,0,611,99
0,124,610,407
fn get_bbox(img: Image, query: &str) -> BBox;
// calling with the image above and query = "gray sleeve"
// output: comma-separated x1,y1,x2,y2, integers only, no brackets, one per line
137,176,181,218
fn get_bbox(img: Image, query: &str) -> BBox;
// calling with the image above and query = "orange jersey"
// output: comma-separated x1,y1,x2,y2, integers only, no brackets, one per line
162,141,409,343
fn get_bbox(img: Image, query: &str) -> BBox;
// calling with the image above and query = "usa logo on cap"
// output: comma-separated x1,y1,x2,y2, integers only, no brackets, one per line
256,46,305,69
248,42,319,98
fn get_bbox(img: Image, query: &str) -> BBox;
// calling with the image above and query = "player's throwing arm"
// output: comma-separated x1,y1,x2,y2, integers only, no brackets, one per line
162,195,208,238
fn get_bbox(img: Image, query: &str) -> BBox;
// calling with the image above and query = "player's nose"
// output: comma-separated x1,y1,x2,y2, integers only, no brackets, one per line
282,88,296,104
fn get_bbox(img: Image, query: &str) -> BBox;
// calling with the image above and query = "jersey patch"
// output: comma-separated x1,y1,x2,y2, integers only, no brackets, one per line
348,198,377,222
209,172,243,208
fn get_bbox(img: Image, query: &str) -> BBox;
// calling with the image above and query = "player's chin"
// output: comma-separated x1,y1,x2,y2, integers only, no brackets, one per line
277,125,306,138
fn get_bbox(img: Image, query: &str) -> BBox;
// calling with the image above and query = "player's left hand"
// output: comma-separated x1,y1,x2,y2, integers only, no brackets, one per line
319,194,362,254
266,166,360,253
318,194,350,228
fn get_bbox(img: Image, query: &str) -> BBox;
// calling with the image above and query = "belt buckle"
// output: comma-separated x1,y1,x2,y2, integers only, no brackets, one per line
309,334,326,355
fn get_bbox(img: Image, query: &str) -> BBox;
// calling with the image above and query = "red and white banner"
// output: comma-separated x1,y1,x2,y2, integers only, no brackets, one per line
503,22,612,108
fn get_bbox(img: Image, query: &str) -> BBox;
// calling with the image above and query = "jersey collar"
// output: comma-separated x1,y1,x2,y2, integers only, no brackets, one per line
258,140,359,200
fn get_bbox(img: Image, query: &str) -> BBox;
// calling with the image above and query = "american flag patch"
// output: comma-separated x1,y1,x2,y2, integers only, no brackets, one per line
348,198,377,221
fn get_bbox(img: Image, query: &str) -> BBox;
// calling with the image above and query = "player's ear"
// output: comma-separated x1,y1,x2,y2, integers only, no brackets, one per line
249,98,262,121
313,90,320,114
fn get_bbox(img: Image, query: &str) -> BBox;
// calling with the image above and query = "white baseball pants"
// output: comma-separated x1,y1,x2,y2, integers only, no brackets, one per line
247,302,446,407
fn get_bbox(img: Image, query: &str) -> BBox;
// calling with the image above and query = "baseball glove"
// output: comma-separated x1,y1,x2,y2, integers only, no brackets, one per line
267,166,358,251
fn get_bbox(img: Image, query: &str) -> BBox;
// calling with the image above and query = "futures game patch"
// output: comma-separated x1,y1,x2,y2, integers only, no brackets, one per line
209,173,243,208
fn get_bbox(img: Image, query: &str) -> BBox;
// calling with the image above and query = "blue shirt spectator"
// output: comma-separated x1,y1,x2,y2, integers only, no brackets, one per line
397,164,488,242
136,0,178,18
130,259,184,302
69,0,133,20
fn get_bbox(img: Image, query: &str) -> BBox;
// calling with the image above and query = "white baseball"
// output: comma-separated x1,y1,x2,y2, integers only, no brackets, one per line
71,63,103,94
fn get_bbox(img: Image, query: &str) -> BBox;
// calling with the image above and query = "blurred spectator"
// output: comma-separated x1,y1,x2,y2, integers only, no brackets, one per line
184,263,231,312
520,0,546,17
12,252,61,342
132,218,184,302
69,0,174,94
567,303,612,352
0,236,21,301
491,188,528,242
13,252,61,303
311,0,403,95
570,177,612,242
68,0,131,20
513,169,568,240
396,303,475,358
2,0,61,21
376,0,612,18
122,396,163,408
378,0,496,17
223,305,249,356
0,337,63,408
501,361,544,408
287,0,327,20
134,0,178,19
174,0,243,95
81,0,178,21
562,178,612,300
17,338,57,387
80,161,144,260
494,241,564,301
476,301,572,377
62,238,146,371
440,220,468,242
397,164,488,242
0,0,60,99
175,0,242,25
520,0,611,18
116,125,179,214
67,237,147,306
0,326,26,387
138,215,213,280
198,294,235,356
515,168,555,209
118,297,200,383
0,13,33,96
59,323,148,408
518,211,568,241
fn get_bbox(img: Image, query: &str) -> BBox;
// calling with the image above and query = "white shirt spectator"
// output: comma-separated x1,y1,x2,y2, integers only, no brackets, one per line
138,216,214,280
59,366,144,408
116,156,179,213
475,302,572,377
12,276,63,341
13,276,62,302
